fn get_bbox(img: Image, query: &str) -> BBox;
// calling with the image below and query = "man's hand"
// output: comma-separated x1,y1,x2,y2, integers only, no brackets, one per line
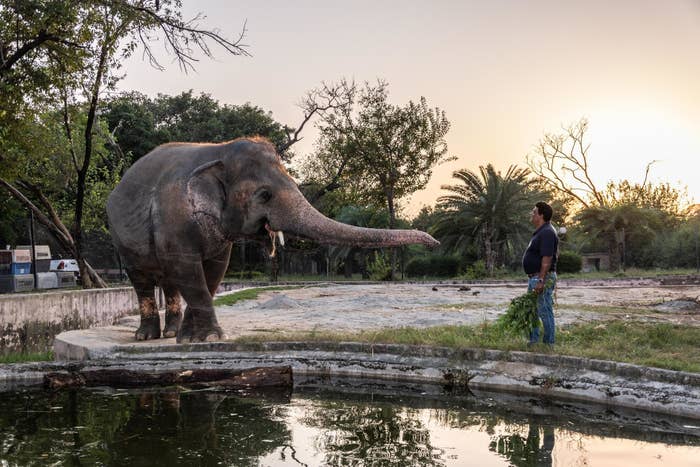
535,255,553,294
534,280,545,294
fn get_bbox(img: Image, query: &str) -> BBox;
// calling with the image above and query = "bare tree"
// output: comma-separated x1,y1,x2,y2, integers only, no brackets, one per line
277,79,355,158
527,118,606,208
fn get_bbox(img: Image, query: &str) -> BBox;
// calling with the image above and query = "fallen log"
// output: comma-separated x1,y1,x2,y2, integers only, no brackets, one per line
44,366,293,390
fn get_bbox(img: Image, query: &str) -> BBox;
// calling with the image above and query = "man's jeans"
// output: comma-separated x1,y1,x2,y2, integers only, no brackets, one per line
528,272,557,345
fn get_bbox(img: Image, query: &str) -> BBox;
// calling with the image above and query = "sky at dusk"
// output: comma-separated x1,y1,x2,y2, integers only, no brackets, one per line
119,0,700,217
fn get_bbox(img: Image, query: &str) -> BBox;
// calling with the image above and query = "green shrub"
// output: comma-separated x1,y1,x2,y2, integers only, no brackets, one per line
226,270,268,280
367,251,392,281
462,259,488,279
557,251,582,273
405,255,459,277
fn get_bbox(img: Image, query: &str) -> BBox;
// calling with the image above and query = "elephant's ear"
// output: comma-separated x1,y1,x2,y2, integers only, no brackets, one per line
186,160,226,218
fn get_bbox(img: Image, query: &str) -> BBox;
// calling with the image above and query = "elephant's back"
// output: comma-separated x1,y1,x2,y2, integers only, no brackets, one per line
107,142,225,254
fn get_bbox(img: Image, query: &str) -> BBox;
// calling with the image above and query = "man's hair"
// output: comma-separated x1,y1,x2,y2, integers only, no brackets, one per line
535,202,553,222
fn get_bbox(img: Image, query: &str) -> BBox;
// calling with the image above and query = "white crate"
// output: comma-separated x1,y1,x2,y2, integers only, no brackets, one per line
0,274,34,293
36,272,59,289
56,271,77,288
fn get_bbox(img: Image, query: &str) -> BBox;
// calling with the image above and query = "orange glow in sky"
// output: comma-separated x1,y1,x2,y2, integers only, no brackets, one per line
119,0,700,216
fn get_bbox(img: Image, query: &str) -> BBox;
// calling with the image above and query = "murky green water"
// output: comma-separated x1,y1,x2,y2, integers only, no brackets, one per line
1,379,699,466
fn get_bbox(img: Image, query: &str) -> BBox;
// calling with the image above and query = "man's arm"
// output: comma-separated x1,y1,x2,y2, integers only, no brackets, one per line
535,256,552,293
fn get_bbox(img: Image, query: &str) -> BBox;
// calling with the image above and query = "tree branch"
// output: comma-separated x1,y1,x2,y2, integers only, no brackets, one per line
0,177,74,249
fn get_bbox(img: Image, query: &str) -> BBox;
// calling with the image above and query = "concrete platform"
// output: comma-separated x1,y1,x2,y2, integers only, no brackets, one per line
46,282,700,421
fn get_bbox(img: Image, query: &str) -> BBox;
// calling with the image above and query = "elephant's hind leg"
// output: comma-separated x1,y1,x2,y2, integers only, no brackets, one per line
162,284,182,338
129,272,160,341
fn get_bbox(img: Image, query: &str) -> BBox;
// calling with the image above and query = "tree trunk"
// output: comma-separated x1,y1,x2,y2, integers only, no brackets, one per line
344,249,354,278
483,226,496,276
70,39,110,289
608,237,621,272
386,187,397,280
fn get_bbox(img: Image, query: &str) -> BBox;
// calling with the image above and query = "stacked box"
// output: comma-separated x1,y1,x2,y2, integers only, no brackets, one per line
0,251,10,269
0,274,35,293
6,250,31,262
17,245,51,260
36,272,59,289
10,263,31,274
56,271,76,288
34,259,51,273
0,250,32,275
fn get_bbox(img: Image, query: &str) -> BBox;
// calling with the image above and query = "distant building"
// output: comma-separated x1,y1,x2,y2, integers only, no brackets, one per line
580,252,610,272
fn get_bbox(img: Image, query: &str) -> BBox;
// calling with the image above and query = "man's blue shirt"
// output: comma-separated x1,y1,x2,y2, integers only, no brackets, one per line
522,222,559,275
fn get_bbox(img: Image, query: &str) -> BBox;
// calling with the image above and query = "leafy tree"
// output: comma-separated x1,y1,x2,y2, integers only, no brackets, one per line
0,0,247,287
575,204,667,270
300,79,452,278
435,164,539,275
103,90,294,165
602,179,688,218
411,206,441,233
305,80,452,227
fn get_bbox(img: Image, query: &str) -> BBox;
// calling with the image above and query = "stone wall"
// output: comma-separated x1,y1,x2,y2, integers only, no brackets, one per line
0,287,164,354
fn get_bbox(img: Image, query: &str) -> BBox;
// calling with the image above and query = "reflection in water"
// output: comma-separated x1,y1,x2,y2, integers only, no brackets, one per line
299,403,445,466
0,383,698,466
490,423,555,467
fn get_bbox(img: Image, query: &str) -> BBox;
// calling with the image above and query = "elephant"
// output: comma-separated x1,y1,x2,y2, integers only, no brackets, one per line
106,137,439,343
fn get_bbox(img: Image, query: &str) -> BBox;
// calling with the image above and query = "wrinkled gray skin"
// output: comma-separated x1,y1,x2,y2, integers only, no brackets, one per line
107,137,439,343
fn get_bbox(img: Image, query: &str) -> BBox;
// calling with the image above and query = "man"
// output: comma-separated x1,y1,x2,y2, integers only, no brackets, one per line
522,202,559,345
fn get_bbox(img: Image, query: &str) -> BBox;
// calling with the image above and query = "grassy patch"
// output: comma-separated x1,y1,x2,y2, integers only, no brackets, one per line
555,303,655,314
556,267,700,280
213,286,305,306
0,350,54,364
232,320,700,373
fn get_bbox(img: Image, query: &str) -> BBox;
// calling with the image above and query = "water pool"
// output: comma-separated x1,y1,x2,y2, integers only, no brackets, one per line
1,378,698,466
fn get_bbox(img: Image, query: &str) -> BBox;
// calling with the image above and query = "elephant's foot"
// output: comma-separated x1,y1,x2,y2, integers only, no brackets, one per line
135,316,161,341
177,325,225,343
176,308,225,343
162,312,182,338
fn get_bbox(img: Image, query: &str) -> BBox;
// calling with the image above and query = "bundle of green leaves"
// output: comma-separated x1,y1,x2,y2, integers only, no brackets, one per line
497,290,541,335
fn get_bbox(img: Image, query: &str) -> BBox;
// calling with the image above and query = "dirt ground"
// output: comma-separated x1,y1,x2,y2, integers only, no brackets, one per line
214,281,700,340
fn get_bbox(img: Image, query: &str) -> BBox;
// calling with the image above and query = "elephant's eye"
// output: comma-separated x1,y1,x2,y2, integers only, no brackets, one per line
256,189,272,203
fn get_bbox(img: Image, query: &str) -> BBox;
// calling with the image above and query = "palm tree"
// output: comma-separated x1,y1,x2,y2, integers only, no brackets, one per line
434,164,539,275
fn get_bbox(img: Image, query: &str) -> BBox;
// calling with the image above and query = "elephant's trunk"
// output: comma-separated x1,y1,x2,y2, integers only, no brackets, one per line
271,191,439,248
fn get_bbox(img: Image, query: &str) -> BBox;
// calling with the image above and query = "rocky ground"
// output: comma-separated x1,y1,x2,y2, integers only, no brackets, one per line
210,281,700,340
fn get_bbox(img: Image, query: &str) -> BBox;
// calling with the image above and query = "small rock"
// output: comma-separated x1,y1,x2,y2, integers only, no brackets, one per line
432,287,438,292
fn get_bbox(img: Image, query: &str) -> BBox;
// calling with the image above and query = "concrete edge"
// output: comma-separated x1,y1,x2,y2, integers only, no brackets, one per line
2,336,690,420
99,340,700,388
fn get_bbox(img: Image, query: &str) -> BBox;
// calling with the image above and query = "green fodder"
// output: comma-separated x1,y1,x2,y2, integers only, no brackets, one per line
496,290,540,336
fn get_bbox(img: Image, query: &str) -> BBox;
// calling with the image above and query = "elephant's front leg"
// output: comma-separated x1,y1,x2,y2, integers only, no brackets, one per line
178,303,224,343
174,265,224,343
